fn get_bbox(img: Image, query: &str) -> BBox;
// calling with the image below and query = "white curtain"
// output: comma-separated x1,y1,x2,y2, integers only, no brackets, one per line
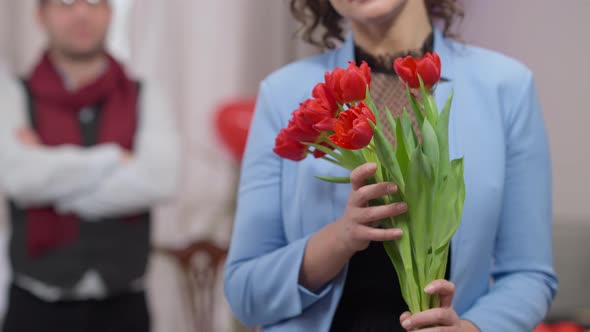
128,2,316,329
0,0,44,323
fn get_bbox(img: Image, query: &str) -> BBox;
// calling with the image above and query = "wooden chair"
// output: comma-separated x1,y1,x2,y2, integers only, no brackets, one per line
156,240,228,332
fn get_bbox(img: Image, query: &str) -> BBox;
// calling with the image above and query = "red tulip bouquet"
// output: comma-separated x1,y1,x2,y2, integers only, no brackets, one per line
273,53,465,314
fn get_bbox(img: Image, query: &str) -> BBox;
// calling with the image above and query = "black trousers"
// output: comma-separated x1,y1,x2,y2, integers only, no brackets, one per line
3,284,150,332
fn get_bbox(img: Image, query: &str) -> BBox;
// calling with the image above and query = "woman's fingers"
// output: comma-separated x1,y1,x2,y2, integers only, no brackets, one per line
353,225,403,242
405,325,456,332
344,162,408,250
350,163,377,190
399,311,411,325
399,280,459,330
354,202,408,224
425,279,456,308
350,181,398,207
401,308,458,330
349,162,406,223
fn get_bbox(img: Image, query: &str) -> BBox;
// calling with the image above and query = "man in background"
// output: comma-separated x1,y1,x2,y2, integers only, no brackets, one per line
0,0,179,331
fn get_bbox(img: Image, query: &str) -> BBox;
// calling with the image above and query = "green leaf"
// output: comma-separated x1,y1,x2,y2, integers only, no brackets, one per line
384,106,398,146
431,177,456,251
427,245,450,299
314,175,351,184
302,142,342,162
361,144,385,184
406,132,416,155
425,245,434,289
418,75,438,126
385,107,397,134
421,118,440,175
452,158,466,223
393,116,409,178
400,108,416,147
369,122,405,192
451,157,465,180
382,108,410,178
383,240,404,280
432,158,465,251
338,145,366,170
383,239,417,312
435,90,454,178
364,87,381,127
320,156,343,168
385,212,422,313
426,95,439,125
405,149,435,298
406,84,424,128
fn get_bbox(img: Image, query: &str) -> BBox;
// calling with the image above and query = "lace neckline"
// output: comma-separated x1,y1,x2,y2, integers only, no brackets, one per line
354,32,434,75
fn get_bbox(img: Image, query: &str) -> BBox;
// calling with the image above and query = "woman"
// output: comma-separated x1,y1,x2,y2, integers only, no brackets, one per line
224,1,557,331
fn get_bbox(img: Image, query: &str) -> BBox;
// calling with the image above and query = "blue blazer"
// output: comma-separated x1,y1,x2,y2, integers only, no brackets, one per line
224,29,557,332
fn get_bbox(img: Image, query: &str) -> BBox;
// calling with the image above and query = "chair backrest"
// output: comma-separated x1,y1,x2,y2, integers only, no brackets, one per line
156,241,228,332
548,219,590,327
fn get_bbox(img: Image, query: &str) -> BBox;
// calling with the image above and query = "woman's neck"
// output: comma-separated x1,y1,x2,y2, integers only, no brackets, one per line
351,1,432,56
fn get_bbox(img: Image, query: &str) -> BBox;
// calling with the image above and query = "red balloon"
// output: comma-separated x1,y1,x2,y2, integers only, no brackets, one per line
214,98,256,161
534,322,586,332
551,322,585,332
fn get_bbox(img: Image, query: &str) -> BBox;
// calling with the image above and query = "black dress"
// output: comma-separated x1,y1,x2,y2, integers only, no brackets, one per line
329,242,451,332
329,34,451,332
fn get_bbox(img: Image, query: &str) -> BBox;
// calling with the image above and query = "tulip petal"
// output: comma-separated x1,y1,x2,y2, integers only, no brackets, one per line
341,71,368,103
329,102,375,150
273,129,307,161
394,56,420,88
417,57,441,88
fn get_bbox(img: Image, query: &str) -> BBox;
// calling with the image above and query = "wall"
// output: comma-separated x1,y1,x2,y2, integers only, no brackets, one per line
461,0,590,223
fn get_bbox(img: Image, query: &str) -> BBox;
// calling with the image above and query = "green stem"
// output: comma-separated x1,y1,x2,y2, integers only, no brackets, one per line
321,156,342,167
303,142,342,162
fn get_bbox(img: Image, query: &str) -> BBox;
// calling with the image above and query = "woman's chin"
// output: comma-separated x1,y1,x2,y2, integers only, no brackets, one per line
333,0,407,25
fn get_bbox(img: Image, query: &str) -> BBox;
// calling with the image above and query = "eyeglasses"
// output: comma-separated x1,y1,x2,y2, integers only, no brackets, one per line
44,0,108,7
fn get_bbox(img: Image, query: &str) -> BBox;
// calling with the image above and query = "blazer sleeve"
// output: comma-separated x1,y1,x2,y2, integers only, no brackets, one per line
461,71,558,331
224,80,333,328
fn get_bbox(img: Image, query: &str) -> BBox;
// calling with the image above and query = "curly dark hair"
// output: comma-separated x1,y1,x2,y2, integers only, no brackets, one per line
290,0,464,49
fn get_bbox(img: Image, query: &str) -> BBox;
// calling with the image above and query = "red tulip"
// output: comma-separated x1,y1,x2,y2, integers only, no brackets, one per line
312,82,337,114
394,52,441,89
284,98,336,142
273,129,307,161
284,108,320,143
214,98,256,161
329,102,376,150
325,61,371,104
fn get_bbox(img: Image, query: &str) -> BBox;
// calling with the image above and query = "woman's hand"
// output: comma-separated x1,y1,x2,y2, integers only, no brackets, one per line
399,280,480,332
299,162,407,291
337,162,408,253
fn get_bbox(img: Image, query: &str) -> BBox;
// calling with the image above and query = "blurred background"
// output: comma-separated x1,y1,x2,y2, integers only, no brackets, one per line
0,0,588,331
